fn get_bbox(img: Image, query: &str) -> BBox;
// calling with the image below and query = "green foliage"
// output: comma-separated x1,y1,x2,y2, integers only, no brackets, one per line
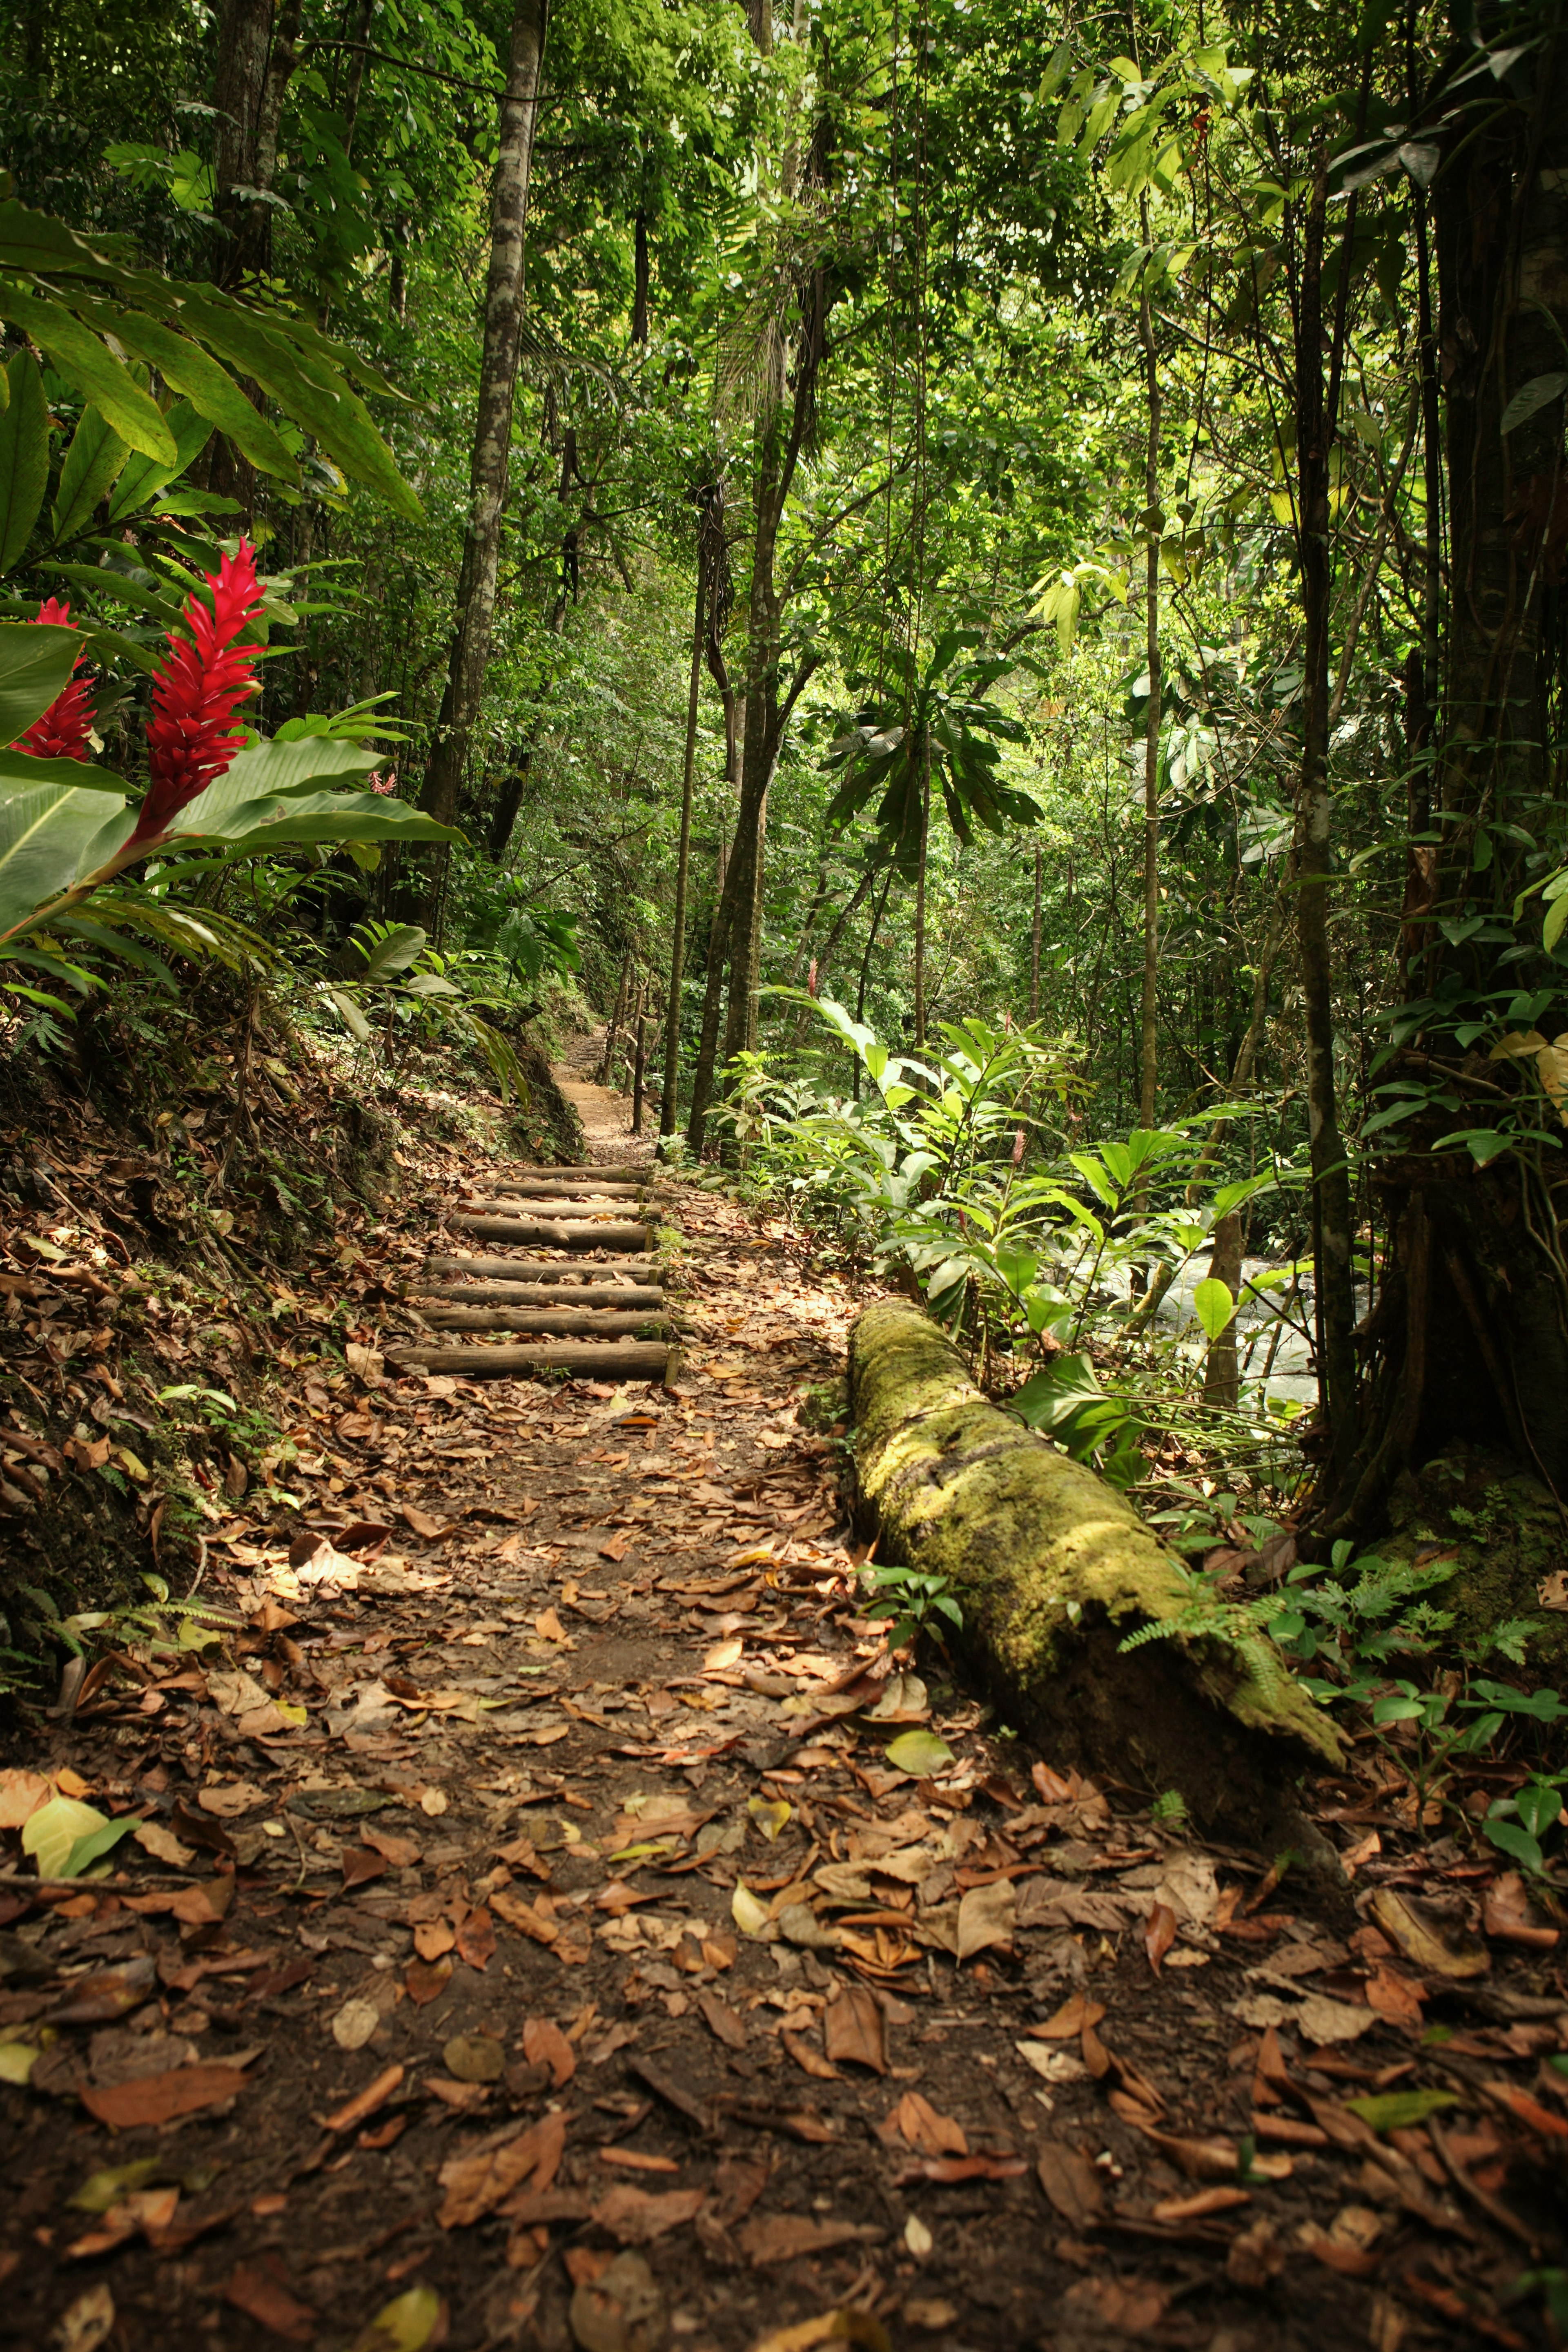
861,1562,964,1652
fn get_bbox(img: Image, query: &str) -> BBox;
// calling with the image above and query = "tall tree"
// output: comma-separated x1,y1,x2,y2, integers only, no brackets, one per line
419,0,549,839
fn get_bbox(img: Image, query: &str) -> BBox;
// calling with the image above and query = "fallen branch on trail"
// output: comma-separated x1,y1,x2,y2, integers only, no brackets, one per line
450,1215,652,1251
848,1300,1341,1835
388,1338,673,1382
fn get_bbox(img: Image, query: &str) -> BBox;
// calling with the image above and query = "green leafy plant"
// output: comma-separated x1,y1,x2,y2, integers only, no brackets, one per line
861,1561,964,1651
321,920,529,1100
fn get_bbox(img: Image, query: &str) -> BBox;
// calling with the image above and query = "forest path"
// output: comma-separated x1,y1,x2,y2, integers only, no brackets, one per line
2,1082,1552,2352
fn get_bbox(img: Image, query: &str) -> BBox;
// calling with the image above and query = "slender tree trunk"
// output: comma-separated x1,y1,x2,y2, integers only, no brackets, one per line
631,990,647,1133
1202,1212,1245,1410
1293,145,1357,1472
419,0,548,836
212,0,275,283
661,537,709,1139
850,869,894,1100
913,757,929,1046
1137,212,1161,1132
633,211,650,344
1029,841,1042,1021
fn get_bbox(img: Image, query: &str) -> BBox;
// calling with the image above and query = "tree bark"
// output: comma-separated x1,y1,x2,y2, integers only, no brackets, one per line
212,0,277,283
1202,1212,1245,1411
1136,204,1161,1132
419,0,548,836
659,527,708,1139
1029,841,1042,1021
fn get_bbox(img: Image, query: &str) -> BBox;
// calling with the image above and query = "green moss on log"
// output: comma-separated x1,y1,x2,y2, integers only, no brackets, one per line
849,1300,1341,1828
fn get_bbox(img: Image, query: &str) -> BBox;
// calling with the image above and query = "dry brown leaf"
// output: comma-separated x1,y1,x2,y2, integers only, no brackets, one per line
1033,1994,1106,2042
405,1955,454,2006
223,2260,316,2345
79,2064,249,2129
1035,2140,1105,2232
456,1907,497,1969
956,1879,1015,1960
889,2091,967,2157
737,2214,877,2267
414,1920,456,1962
695,1989,748,2051
522,2017,577,2087
781,2029,839,2080
822,1983,886,2073
439,2111,567,2229
1368,1888,1489,1981
1153,2186,1251,2223
323,2063,404,2134
592,2185,706,2243
1145,1900,1176,1975
1482,1871,1560,1950
1062,2277,1168,2333
0,1768,54,1827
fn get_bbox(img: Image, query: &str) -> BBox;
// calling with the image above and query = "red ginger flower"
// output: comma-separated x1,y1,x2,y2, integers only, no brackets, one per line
9,597,94,763
131,540,262,849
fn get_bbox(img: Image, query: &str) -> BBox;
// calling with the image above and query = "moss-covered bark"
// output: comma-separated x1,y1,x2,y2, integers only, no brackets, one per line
849,1300,1341,1834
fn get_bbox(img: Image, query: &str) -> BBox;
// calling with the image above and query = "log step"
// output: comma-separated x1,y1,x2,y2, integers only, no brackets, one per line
462,1197,637,1221
426,1253,655,1282
452,1215,651,1251
491,1178,646,1199
510,1162,650,1182
419,1281,665,1311
390,1340,673,1382
419,1307,668,1338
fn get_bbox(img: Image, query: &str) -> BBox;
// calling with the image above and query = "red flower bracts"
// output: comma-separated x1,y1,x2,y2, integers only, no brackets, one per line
131,540,263,848
10,597,94,762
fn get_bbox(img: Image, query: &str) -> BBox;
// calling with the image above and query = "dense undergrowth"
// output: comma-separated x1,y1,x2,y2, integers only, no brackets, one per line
0,968,586,1726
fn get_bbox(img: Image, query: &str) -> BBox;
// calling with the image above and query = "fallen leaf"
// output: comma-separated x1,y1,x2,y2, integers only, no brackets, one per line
1153,2186,1252,2222
1062,2277,1168,2333
737,2214,878,2266
1033,1994,1106,2041
343,1846,389,1889
1483,1872,1560,1950
133,1820,196,1869
456,1908,497,1969
196,1780,267,1818
892,2155,1027,2185
1145,1901,1177,1974
402,1504,451,1541
1368,1888,1489,1981
51,2286,116,2352
889,2091,967,2157
420,1786,449,1817
782,2029,838,2080
444,2033,505,2084
534,1607,568,1643
1227,2219,1285,2289
406,1957,454,2006
748,1796,792,1841
324,2064,405,2133
1343,2089,1459,2135
0,1768,52,1828
822,1982,886,2073
746,2314,892,2352
1035,2140,1104,2231
68,2161,165,2215
224,2259,317,2344
440,2110,567,2227
1014,2041,1088,2089
592,2184,706,2243
956,1879,1015,1961
696,1989,748,2051
523,2017,577,2087
80,2064,249,2129
732,1883,773,1940
0,2043,37,2084
350,2286,445,2352
884,1730,953,1778
332,1998,382,2052
568,2249,666,2352
21,1795,109,1879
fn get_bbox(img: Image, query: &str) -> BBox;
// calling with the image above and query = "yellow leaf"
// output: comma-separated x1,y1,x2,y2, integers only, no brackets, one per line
732,1882,773,1939
22,1795,108,1879
748,1797,792,1842
350,2286,445,2352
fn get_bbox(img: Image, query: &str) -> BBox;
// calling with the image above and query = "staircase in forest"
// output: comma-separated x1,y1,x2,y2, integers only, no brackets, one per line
388,1161,675,1386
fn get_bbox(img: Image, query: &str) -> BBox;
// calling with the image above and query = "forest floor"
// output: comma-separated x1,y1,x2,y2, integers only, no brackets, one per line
3,1046,1567,2352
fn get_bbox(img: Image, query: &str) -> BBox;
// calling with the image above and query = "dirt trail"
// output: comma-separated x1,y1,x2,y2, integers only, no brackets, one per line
2,1063,1563,2352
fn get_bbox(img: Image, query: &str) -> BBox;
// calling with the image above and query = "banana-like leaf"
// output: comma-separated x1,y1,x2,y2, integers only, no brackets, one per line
0,290,175,463
325,984,374,1042
46,563,184,631
0,349,49,573
166,788,458,850
213,738,381,803
0,749,124,793
104,399,215,526
85,304,296,484
51,406,129,546
356,923,426,979
0,623,85,745
0,781,128,937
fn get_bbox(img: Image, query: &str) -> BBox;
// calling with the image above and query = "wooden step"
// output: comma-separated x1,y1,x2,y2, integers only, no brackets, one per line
418,1280,665,1311
461,1197,638,1221
452,1214,651,1251
491,1178,646,1199
389,1339,673,1382
510,1162,650,1182
419,1306,668,1338
425,1253,655,1282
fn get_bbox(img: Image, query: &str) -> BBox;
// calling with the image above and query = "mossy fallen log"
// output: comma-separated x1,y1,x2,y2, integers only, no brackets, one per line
849,1300,1341,1834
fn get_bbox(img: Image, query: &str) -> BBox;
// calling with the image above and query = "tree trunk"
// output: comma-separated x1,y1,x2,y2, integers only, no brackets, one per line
212,0,276,283
1292,145,1358,1481
1029,842,1042,1021
1202,1212,1245,1411
659,545,707,1138
1136,205,1161,1133
418,0,548,837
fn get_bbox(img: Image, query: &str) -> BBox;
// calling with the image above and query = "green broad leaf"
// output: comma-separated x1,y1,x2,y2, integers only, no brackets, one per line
85,305,296,484
0,195,116,277
0,780,129,939
0,348,49,572
885,1728,955,1777
215,737,380,802
325,985,373,1042
20,1792,109,1878
51,406,129,546
1485,1817,1546,1874
0,748,125,793
47,561,184,631
104,397,215,525
0,622,84,743
62,1816,137,1877
356,922,426,979
1193,1276,1238,1342
1500,372,1568,437
1343,2088,1461,2135
1544,890,1568,954
177,295,422,519
77,623,163,678
1008,1351,1102,1431
165,788,460,852
0,290,175,463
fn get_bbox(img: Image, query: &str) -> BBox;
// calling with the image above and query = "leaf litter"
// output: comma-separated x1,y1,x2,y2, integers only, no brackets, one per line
2,1065,1567,2350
